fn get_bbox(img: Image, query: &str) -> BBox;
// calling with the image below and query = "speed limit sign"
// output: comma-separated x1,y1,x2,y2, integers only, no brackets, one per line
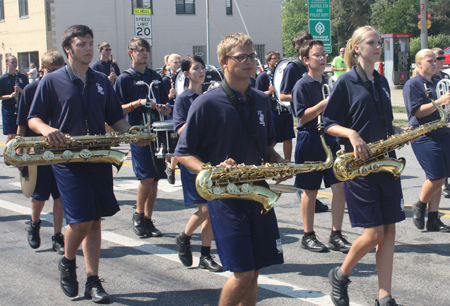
134,15,152,45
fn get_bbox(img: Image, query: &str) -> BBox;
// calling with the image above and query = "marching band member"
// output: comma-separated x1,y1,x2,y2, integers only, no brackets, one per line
91,42,120,84
17,51,65,254
323,26,405,306
403,49,450,233
291,39,350,253
173,55,222,272
0,55,29,143
162,53,182,184
114,37,171,239
28,25,149,303
175,33,285,306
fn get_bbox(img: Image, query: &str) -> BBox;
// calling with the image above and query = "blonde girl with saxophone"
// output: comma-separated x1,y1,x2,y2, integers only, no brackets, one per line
322,26,405,306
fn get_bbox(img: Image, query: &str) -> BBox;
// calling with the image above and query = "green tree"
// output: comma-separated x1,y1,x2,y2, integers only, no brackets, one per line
281,0,308,57
371,0,419,36
427,0,450,36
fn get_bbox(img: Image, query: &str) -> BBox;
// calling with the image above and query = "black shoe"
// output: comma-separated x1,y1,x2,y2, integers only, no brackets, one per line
426,217,450,232
52,233,65,255
198,255,223,272
27,219,41,249
315,199,329,213
166,167,175,185
175,233,193,266
132,212,146,236
59,257,78,297
375,298,402,306
85,277,111,304
412,201,426,230
145,219,162,237
329,233,352,254
329,267,350,306
301,233,329,252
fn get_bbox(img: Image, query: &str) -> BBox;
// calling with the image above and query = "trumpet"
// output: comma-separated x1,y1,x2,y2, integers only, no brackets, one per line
436,77,450,124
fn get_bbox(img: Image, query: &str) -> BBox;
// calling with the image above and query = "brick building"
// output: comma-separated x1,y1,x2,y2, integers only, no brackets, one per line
0,0,282,74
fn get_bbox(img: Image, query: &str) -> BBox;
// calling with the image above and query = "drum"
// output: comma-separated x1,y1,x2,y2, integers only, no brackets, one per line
174,65,223,95
272,58,292,108
151,120,178,159
174,69,187,96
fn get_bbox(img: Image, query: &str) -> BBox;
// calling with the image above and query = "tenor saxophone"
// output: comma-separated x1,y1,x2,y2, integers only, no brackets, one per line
333,84,448,181
195,134,333,214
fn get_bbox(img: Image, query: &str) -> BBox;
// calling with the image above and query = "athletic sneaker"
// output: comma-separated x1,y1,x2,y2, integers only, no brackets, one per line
27,219,41,249
329,267,350,306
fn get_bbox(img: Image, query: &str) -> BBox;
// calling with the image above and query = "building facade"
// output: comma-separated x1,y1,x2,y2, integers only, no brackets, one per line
0,0,282,74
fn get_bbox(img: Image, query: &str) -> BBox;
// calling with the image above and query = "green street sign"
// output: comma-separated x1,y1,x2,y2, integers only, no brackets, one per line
309,0,330,19
309,19,331,45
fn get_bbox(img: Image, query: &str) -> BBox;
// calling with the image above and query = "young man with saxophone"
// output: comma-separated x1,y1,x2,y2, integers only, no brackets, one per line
28,25,149,304
175,33,285,306
17,51,65,254
114,37,171,239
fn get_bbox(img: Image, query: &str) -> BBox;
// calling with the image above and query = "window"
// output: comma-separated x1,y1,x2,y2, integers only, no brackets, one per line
254,44,265,64
19,0,28,18
18,51,39,74
131,0,152,14
0,0,4,21
176,0,195,15
193,45,206,64
226,0,232,15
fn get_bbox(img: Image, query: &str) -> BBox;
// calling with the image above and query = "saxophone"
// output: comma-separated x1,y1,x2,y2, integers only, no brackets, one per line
333,84,448,181
195,134,333,214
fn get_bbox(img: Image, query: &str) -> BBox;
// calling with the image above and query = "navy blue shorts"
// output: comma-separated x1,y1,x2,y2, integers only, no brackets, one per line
208,192,284,272
272,110,295,144
294,131,340,190
52,163,119,224
344,173,405,228
2,104,17,135
130,143,166,180
32,165,60,201
412,134,450,181
180,163,205,205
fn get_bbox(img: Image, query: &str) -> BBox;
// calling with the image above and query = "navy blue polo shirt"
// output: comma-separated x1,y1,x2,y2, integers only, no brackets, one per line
323,66,395,152
17,77,41,136
162,75,176,106
175,85,275,167
279,58,308,95
403,73,448,136
114,66,169,126
0,72,29,106
432,71,449,83
249,77,256,88
173,88,199,135
28,67,124,136
292,74,327,130
256,69,277,109
91,59,120,76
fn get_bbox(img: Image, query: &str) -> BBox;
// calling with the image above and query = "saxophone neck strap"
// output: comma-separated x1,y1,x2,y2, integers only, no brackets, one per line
355,63,390,137
66,65,92,135
219,79,264,165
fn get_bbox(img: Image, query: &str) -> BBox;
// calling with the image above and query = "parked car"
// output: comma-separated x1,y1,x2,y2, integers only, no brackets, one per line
444,47,450,66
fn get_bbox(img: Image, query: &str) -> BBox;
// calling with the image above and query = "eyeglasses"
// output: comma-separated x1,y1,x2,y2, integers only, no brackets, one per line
227,53,258,63
307,53,328,60
436,56,445,61
103,48,112,51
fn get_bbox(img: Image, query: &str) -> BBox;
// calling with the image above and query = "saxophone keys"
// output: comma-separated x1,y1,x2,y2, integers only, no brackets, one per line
62,150,74,160
42,151,55,161
227,183,240,194
80,149,92,158
21,153,31,161
6,148,16,157
240,183,253,194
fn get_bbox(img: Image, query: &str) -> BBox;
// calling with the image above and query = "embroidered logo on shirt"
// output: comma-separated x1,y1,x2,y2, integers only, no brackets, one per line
96,83,104,95
257,110,265,126
18,78,23,84
382,87,390,99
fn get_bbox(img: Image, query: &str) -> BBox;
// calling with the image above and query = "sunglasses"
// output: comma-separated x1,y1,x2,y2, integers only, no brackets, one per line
436,56,445,61
103,48,112,51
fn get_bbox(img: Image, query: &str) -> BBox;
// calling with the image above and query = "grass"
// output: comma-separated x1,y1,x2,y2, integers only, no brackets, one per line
393,119,409,128
392,106,407,113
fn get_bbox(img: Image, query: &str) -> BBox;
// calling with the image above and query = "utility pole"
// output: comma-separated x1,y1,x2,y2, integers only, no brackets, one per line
206,0,210,65
420,0,428,49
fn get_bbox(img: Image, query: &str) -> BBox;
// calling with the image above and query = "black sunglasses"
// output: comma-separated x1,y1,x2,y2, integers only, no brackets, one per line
436,56,445,61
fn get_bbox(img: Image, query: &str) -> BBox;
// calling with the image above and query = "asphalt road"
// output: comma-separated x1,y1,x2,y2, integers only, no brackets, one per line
1,103,449,306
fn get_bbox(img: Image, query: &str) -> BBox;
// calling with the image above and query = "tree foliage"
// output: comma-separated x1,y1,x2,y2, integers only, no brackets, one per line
282,0,450,58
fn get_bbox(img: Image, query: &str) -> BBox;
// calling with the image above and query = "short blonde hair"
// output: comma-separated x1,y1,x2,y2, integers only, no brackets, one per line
345,26,379,68
413,49,435,77
167,54,181,65
41,51,65,67
217,33,253,69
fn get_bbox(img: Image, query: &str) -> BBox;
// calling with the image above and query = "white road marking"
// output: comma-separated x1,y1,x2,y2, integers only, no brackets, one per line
0,199,363,306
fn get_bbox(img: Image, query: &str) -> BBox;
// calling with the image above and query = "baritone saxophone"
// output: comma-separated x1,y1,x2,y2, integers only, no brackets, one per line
333,83,448,181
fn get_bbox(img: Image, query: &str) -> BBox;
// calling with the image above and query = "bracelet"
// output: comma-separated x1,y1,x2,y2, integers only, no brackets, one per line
129,103,135,111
